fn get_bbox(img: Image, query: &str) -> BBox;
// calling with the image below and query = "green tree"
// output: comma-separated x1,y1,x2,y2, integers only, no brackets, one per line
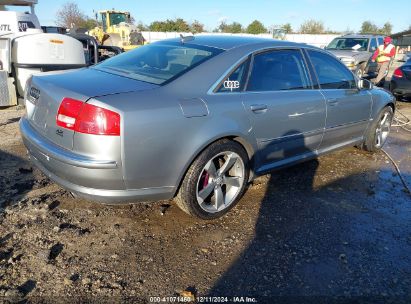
360,21,379,34
215,21,226,32
136,21,148,31
174,18,190,32
79,18,98,30
190,20,204,33
216,21,243,33
246,20,267,34
215,21,228,33
149,18,190,32
149,21,166,31
380,22,392,35
281,23,293,34
299,19,324,34
360,21,392,35
228,22,243,33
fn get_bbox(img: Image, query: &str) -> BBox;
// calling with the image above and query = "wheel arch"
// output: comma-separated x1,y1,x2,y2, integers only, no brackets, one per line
171,134,257,198
370,89,397,119
375,101,396,117
387,102,395,112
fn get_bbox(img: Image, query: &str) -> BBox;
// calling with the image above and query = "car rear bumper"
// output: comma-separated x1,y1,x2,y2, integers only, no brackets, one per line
390,77,411,97
20,117,175,203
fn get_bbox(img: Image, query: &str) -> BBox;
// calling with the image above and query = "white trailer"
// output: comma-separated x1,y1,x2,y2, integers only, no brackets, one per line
0,0,86,106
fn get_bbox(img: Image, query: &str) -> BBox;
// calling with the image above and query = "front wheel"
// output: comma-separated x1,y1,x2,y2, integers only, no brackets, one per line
175,140,249,219
362,106,394,152
355,62,367,78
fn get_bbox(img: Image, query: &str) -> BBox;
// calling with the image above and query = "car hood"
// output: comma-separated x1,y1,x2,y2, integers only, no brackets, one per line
328,50,365,59
32,67,158,101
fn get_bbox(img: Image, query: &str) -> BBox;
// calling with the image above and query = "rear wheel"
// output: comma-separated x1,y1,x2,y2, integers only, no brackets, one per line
175,140,249,219
362,106,393,152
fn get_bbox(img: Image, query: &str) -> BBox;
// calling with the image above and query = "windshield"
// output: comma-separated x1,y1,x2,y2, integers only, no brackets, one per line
94,43,223,85
109,13,129,26
327,38,369,51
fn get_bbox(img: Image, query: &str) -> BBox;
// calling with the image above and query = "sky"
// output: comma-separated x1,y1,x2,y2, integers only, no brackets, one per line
14,0,411,33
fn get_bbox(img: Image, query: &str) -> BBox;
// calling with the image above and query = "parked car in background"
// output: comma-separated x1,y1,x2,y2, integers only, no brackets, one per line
325,34,385,77
391,58,411,101
20,36,396,219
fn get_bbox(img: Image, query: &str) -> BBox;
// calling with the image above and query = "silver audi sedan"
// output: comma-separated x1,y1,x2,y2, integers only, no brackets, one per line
20,35,395,219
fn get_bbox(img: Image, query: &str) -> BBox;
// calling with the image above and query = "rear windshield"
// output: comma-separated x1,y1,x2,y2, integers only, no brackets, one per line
94,42,223,85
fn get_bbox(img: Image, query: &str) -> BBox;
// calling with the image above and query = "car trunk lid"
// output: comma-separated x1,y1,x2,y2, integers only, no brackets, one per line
25,68,157,151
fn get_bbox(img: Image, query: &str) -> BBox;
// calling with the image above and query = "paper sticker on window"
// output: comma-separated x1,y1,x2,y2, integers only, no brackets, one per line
223,79,240,91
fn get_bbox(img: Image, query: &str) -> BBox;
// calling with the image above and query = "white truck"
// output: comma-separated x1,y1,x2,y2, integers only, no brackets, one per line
0,0,86,106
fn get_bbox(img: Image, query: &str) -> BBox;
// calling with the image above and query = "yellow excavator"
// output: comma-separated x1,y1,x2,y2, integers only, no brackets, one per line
88,10,145,51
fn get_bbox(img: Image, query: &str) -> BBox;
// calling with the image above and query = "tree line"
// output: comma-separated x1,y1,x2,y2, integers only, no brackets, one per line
56,2,397,36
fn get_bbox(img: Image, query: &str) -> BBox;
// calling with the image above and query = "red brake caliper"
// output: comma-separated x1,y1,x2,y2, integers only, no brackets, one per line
202,171,210,189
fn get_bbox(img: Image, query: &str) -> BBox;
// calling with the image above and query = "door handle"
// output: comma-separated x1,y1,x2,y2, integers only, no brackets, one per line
288,112,304,118
327,98,339,106
250,104,268,113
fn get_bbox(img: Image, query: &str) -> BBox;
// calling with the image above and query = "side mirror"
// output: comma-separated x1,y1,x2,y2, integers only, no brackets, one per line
370,46,376,51
358,79,373,90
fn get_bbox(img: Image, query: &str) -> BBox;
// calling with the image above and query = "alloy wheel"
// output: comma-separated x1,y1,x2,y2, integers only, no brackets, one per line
356,68,364,78
196,151,245,213
375,111,392,148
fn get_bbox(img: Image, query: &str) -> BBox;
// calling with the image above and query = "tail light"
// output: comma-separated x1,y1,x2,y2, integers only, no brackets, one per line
56,98,83,130
393,68,404,78
56,98,120,136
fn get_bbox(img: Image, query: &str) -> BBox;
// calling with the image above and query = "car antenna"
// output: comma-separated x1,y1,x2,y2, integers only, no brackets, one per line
180,34,194,44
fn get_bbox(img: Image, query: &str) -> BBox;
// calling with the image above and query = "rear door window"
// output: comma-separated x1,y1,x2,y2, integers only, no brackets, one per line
307,50,357,90
246,49,311,92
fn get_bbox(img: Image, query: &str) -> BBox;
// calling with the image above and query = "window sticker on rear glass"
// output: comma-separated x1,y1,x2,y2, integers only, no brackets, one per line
223,79,240,91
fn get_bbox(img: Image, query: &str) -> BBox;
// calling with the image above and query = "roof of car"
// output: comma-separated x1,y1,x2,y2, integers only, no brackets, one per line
340,34,384,38
157,35,301,50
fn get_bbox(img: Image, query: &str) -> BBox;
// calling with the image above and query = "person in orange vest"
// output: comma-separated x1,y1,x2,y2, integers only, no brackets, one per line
371,36,395,85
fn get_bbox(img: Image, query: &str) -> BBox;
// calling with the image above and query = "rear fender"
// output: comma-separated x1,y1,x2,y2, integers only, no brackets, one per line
173,130,258,197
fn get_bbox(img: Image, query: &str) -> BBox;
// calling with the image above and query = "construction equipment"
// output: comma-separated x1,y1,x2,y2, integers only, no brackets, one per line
88,10,145,51
0,0,86,106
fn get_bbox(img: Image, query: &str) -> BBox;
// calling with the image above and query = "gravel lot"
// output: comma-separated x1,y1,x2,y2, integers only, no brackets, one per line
0,101,410,303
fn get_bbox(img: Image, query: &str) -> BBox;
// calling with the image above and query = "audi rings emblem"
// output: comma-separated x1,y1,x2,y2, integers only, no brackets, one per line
28,87,41,103
223,79,240,91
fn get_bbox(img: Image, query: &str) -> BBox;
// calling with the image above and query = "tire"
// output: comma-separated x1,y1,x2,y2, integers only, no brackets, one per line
175,139,249,220
355,62,366,78
362,106,394,152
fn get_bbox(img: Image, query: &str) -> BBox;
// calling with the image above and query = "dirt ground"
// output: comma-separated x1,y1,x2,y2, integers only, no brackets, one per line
0,101,410,303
